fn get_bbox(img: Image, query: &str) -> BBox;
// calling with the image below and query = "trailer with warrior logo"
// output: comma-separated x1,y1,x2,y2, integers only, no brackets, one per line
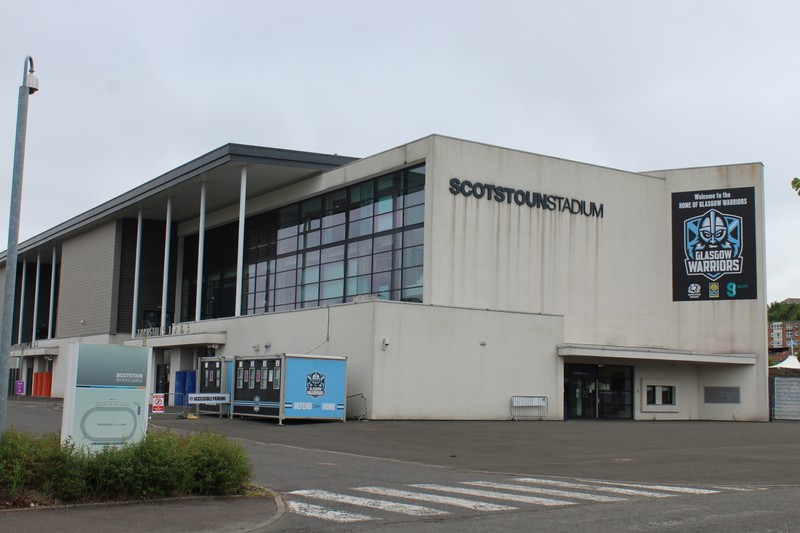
229,353,347,424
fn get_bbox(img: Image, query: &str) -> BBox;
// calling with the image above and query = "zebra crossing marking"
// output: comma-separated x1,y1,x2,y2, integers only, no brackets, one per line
288,489,449,516
464,480,626,502
409,483,575,506
287,478,728,524
515,477,674,497
355,486,518,511
286,501,374,523
583,479,720,495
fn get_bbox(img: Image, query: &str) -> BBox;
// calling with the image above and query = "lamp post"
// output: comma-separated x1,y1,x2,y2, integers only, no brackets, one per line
0,56,38,435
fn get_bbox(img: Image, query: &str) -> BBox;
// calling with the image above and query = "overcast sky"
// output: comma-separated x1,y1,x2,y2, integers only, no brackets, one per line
0,1,798,302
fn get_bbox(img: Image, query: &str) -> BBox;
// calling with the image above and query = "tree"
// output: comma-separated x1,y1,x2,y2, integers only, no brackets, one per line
793,177,800,196
768,300,800,322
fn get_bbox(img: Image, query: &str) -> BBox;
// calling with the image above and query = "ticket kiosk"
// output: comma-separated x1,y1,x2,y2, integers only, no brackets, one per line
197,357,233,416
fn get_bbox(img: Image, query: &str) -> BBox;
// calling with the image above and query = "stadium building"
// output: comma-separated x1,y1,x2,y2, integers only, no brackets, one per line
2,135,768,420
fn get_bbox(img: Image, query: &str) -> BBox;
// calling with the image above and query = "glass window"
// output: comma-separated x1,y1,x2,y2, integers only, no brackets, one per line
276,256,297,272
300,284,319,302
405,227,424,247
346,275,372,296
298,266,319,284
299,231,320,249
348,239,372,258
275,287,295,306
403,246,424,267
372,272,391,297
661,386,675,405
402,286,422,302
403,266,424,288
647,385,676,405
376,195,394,215
275,271,295,289
348,218,372,239
243,164,425,314
347,256,372,277
349,203,373,221
322,225,345,245
321,245,345,264
404,189,424,207
374,234,398,254
277,237,297,255
373,252,393,273
374,213,394,233
404,205,424,226
321,280,344,300
321,262,344,281
304,250,320,266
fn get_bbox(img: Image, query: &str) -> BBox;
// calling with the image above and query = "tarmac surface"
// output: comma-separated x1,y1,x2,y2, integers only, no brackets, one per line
3,397,800,532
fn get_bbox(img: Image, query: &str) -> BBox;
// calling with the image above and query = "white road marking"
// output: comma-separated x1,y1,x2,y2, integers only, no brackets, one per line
464,481,626,502
289,489,449,516
409,483,575,506
286,501,374,523
515,478,674,498
355,486,518,511
584,479,720,495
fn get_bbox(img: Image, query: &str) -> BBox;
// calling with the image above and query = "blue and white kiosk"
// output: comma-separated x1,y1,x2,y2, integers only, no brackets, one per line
226,353,347,424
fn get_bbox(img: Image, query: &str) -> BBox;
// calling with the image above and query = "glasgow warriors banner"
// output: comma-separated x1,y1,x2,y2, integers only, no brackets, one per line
672,187,757,301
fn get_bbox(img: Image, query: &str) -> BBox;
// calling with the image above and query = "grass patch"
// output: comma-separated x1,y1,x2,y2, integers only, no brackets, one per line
0,429,252,508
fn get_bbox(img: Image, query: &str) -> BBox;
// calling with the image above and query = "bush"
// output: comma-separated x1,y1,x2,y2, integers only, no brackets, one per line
0,429,252,507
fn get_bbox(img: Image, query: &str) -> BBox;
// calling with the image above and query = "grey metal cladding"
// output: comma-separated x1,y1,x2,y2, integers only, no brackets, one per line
57,222,120,338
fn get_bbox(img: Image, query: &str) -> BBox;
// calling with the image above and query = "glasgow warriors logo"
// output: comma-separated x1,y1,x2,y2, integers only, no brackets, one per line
306,371,326,398
683,209,743,281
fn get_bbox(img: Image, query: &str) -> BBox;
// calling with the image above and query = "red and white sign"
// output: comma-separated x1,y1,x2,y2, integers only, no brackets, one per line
152,393,165,414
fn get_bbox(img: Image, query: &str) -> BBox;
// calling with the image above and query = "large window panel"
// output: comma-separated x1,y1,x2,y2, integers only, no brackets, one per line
242,164,425,314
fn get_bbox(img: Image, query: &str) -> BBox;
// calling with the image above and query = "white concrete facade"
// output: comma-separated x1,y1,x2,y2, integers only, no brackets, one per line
3,135,768,420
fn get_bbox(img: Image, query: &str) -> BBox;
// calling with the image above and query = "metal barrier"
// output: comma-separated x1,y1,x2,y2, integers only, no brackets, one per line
149,393,190,419
346,393,367,420
510,395,548,420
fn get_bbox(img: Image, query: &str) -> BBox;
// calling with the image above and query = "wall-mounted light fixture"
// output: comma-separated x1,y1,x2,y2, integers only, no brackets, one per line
381,337,390,351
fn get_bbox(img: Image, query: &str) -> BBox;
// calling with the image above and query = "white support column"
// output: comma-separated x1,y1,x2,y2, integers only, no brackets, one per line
195,183,206,322
131,209,143,338
160,197,172,334
17,259,26,344
31,252,41,342
235,166,247,317
48,247,56,338
174,236,184,324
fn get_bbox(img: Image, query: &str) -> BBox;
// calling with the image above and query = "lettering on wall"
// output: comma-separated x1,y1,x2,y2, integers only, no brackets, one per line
448,178,604,218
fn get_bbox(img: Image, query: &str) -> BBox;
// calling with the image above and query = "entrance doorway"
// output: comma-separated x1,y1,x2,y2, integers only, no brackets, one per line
565,364,633,419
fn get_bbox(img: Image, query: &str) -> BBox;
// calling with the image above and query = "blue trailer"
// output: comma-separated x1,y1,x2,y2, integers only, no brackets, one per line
231,353,347,424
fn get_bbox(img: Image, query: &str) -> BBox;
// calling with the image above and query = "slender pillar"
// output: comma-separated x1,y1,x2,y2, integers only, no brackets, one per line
131,209,143,338
235,167,247,317
160,197,172,334
31,253,41,342
17,259,26,344
48,247,56,338
195,183,206,321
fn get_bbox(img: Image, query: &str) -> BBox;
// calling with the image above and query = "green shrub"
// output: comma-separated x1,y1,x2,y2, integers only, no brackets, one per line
0,429,252,507
182,432,252,495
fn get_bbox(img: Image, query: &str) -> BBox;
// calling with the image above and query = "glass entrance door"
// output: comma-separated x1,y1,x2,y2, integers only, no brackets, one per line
565,364,633,419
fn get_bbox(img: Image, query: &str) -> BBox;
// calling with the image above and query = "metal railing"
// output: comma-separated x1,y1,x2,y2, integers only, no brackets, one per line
346,393,367,420
510,395,548,420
